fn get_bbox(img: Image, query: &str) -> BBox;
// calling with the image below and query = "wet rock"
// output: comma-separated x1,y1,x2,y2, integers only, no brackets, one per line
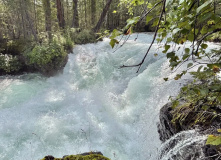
41,152,110,160
43,155,54,160
157,102,176,142
203,145,220,160
158,101,221,160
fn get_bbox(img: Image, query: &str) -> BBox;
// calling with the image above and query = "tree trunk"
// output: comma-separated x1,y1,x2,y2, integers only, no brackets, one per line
56,0,65,29
34,0,38,33
24,9,38,41
93,0,113,33
42,0,52,41
66,0,69,25
72,0,79,28
91,0,96,26
84,0,87,28
19,0,27,39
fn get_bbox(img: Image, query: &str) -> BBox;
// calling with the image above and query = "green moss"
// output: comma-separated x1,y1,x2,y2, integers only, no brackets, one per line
41,154,110,160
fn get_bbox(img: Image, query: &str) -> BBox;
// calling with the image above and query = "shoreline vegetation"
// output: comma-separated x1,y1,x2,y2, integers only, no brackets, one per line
0,31,220,77
0,28,98,77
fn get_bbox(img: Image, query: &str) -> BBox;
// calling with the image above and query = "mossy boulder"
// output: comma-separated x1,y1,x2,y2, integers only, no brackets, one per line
41,152,110,160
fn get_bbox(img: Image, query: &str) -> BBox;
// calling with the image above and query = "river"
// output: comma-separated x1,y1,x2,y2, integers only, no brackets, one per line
0,33,218,160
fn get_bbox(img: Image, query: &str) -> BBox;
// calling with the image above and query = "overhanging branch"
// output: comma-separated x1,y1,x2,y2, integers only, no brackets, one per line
120,0,166,73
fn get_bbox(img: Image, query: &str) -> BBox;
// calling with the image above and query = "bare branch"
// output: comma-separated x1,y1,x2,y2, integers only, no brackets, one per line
139,1,163,22
120,0,166,72
197,28,221,43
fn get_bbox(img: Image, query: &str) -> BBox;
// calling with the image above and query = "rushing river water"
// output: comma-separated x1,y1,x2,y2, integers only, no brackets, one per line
0,33,219,160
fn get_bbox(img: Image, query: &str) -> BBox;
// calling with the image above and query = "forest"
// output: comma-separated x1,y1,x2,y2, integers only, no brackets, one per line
0,0,154,76
0,0,221,159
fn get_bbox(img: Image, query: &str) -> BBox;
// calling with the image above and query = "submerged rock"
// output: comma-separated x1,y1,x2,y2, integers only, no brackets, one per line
41,152,110,160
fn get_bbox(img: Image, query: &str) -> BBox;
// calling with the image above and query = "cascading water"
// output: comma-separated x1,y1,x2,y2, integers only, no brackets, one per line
159,130,207,160
0,33,219,160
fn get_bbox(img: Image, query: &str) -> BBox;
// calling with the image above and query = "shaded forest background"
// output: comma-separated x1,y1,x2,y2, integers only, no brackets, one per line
0,0,154,42
0,0,156,75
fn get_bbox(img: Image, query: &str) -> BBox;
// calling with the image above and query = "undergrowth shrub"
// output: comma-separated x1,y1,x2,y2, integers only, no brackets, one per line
0,53,22,73
24,41,67,76
52,31,74,52
170,69,221,130
71,29,97,44
0,39,27,56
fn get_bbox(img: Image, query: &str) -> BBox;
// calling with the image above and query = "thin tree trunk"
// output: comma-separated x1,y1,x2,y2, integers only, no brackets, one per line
93,0,113,33
42,0,52,41
56,0,65,29
84,0,87,28
19,0,27,39
66,0,69,26
34,0,38,33
91,0,96,26
24,9,38,41
72,0,79,28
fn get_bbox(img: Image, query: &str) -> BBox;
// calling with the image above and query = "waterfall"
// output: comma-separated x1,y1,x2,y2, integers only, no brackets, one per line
159,130,207,160
0,33,219,160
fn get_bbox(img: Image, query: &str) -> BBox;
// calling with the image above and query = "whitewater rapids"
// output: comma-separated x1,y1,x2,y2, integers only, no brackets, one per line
0,33,219,160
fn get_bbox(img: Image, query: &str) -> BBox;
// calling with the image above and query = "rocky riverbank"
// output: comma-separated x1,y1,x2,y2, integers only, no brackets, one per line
158,102,221,160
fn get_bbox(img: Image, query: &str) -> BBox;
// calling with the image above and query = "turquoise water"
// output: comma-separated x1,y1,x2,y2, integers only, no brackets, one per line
1,33,217,160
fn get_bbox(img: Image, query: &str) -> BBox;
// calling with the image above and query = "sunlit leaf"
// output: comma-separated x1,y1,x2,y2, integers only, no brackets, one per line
206,135,221,146
147,3,153,8
146,16,153,24
196,0,213,13
201,44,208,49
109,39,119,48
187,63,193,68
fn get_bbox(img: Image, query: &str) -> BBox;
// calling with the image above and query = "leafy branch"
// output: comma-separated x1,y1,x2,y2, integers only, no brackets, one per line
120,0,166,72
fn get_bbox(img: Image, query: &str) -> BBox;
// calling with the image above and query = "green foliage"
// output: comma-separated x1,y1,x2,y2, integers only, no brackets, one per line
71,29,97,44
170,71,221,130
0,53,22,73
24,41,67,75
63,29,74,52
206,134,221,146
0,39,27,56
210,32,221,42
125,16,140,29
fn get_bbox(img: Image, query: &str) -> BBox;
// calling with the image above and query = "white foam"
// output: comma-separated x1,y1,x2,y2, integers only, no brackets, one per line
0,33,219,160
